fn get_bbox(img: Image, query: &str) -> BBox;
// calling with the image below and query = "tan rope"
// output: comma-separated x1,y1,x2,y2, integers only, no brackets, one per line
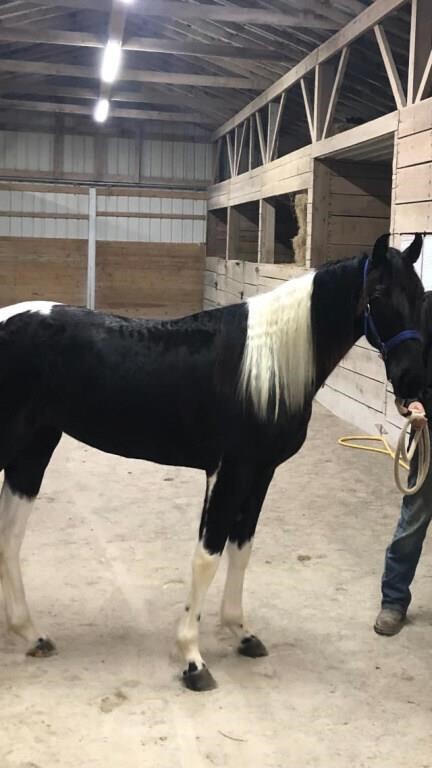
394,415,430,495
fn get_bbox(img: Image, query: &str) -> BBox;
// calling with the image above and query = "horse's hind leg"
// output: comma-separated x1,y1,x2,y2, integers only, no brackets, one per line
220,465,274,659
0,426,61,657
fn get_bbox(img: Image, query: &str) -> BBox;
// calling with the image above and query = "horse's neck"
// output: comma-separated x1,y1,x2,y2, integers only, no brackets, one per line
312,255,366,391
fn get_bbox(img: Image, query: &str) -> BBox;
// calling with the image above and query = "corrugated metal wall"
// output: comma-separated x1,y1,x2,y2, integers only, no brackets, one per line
0,130,213,187
0,130,210,244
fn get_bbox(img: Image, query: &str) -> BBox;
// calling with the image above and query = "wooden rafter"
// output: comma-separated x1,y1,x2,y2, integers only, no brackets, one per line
226,133,235,177
0,26,292,62
408,0,431,104
255,112,266,165
267,94,286,162
415,48,432,103
374,25,406,108
235,122,247,175
0,97,204,123
0,58,267,89
212,0,409,139
27,0,342,27
300,78,314,141
248,116,255,172
322,47,350,139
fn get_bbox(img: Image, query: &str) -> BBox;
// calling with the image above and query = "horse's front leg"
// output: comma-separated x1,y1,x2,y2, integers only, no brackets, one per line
220,465,274,658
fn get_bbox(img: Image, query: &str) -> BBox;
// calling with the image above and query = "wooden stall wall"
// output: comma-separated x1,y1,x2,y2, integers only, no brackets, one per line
96,242,204,318
392,98,432,242
0,236,87,306
324,160,392,262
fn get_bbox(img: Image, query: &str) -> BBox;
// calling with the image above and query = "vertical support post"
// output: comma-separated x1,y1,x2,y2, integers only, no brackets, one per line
248,116,255,171
314,60,336,142
226,206,240,260
258,199,275,263
309,159,331,267
87,187,96,310
53,114,64,179
408,0,432,104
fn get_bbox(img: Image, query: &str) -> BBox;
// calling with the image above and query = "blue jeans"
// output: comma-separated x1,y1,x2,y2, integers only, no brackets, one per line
381,427,432,614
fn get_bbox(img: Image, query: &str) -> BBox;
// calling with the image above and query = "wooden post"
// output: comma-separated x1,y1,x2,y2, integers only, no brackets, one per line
408,0,432,104
248,116,255,171
309,160,331,266
87,187,96,309
226,206,240,260
258,199,275,263
314,60,337,142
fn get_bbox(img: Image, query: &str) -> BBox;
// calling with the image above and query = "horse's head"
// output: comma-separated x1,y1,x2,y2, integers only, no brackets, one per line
365,233,425,400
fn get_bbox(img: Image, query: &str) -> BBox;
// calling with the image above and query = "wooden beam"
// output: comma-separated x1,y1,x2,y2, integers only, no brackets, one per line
226,133,235,178
0,26,293,61
2,81,222,121
322,47,350,139
248,116,255,172
374,25,406,108
312,110,398,159
235,122,247,176
212,0,409,139
408,0,432,104
0,58,268,90
300,78,314,141
314,60,337,142
416,48,432,102
267,95,286,162
0,98,205,123
25,0,342,27
255,113,266,165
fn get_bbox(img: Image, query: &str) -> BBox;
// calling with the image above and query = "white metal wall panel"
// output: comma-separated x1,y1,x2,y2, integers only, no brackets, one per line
63,135,95,174
140,139,211,182
0,131,53,171
106,137,138,178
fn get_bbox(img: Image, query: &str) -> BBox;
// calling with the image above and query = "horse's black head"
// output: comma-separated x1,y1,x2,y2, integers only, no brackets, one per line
365,233,425,400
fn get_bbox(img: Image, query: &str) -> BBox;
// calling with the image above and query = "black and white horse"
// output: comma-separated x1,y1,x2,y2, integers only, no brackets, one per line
0,233,425,691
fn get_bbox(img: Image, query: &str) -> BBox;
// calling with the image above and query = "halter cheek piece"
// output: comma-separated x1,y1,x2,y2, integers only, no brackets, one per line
363,258,422,360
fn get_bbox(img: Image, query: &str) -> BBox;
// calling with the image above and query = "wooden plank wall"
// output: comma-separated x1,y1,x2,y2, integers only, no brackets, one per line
393,97,432,239
203,255,306,309
96,242,205,318
325,160,392,261
0,236,86,305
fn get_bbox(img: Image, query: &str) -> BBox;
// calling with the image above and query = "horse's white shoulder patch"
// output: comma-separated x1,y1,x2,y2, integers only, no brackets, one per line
0,301,60,324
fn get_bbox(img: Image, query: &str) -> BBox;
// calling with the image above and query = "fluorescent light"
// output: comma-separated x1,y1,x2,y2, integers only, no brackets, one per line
101,40,122,83
93,98,110,123
118,0,133,3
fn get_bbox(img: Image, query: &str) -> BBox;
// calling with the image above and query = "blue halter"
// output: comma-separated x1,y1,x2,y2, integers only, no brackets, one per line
363,258,422,359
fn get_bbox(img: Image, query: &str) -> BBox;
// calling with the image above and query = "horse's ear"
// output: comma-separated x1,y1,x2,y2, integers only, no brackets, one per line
402,233,423,264
370,233,390,266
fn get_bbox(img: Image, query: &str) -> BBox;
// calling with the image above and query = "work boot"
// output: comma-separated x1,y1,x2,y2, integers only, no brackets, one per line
374,607,405,636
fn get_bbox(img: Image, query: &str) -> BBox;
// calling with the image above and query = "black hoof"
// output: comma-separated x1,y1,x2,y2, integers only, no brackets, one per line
26,637,57,658
182,663,217,692
238,635,268,658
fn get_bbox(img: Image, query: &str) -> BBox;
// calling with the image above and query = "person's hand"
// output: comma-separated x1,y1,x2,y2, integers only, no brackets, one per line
407,401,427,430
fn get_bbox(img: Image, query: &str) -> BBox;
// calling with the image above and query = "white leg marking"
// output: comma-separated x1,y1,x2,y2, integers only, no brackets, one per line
177,541,221,670
221,540,253,641
0,480,39,642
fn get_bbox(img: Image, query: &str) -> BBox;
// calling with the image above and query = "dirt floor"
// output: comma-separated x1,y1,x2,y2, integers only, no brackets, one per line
0,402,431,768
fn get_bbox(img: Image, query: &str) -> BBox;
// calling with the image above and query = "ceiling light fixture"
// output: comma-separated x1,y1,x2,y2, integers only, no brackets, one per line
101,39,122,83
93,97,110,123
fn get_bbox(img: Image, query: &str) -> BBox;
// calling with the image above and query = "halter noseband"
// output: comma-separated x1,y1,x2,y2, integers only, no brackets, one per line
363,258,422,360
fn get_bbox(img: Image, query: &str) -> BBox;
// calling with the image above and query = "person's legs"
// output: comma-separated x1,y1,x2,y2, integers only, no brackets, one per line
375,443,432,635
